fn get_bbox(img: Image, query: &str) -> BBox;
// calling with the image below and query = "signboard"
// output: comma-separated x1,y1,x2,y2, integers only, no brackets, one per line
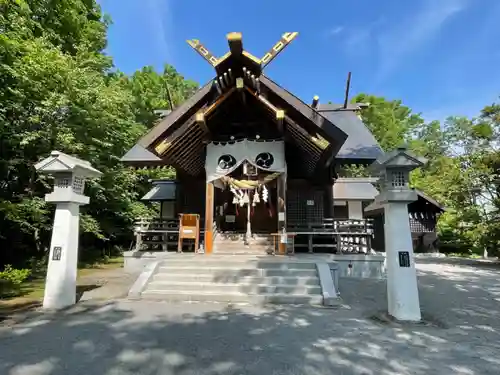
278,212,285,221
306,200,314,206
52,246,62,261
225,215,236,223
398,251,410,267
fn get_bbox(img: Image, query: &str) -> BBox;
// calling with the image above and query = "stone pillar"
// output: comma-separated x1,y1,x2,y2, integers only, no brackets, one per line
44,203,81,309
35,151,102,310
384,203,421,321
369,146,427,322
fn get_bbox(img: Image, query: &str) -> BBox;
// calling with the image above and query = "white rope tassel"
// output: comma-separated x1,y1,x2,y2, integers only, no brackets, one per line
253,190,260,204
242,191,250,204
262,185,269,203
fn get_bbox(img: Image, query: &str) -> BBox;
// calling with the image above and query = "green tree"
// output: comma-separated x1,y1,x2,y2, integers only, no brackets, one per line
0,0,194,266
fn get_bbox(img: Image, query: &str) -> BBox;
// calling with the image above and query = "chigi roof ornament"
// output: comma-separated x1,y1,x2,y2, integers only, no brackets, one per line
186,32,298,76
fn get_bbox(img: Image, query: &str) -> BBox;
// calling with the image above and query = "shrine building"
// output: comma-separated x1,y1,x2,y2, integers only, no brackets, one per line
121,32,443,258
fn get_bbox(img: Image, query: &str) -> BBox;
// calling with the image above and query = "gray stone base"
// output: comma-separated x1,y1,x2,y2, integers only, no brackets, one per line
123,251,172,273
329,254,386,279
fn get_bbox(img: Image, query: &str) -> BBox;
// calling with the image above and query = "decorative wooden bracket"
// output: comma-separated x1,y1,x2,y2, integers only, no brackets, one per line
196,111,209,133
186,39,219,67
261,32,298,68
236,77,246,105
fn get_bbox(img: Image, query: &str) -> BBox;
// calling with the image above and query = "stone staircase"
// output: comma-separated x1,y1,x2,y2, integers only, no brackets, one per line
134,255,324,305
213,233,273,255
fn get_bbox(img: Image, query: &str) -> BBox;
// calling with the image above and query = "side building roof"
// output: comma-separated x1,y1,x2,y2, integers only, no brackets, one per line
317,104,384,162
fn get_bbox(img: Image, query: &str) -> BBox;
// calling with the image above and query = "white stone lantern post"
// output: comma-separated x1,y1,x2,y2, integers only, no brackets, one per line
35,151,102,310
370,146,426,321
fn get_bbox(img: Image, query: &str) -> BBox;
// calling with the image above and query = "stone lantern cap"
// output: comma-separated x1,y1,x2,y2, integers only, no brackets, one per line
35,151,102,178
369,145,427,174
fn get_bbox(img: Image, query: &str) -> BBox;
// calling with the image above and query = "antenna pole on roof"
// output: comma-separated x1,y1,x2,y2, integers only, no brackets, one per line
343,71,352,109
165,82,174,111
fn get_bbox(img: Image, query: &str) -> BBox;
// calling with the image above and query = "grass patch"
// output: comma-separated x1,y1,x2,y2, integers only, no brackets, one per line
447,253,483,259
0,256,123,316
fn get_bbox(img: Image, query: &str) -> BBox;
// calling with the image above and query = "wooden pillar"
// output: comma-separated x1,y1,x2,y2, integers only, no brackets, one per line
325,183,334,219
277,172,287,253
204,182,214,254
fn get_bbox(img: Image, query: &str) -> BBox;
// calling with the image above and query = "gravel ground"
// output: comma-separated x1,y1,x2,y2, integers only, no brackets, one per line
0,258,499,375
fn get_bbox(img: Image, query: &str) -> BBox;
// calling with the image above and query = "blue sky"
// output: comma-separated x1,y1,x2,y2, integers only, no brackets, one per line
98,0,500,122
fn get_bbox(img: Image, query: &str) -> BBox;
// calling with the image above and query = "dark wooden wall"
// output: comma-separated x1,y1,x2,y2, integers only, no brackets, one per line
286,179,329,227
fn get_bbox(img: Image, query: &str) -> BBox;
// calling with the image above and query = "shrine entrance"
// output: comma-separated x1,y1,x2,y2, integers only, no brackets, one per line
206,139,285,248
214,170,278,235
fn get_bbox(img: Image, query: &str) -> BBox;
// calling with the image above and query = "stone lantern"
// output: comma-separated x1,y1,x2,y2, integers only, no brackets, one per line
370,146,426,321
35,151,102,310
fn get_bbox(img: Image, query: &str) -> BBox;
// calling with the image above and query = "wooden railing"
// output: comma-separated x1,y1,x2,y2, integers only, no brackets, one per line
133,218,180,252
287,218,374,254
133,217,374,254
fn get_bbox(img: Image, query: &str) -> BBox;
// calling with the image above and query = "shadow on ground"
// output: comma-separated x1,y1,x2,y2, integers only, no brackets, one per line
0,259,499,375
0,298,499,375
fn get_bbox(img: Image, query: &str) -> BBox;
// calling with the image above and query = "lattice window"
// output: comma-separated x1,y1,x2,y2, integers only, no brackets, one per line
391,170,406,188
56,178,70,188
409,212,437,233
73,176,84,194
286,189,324,227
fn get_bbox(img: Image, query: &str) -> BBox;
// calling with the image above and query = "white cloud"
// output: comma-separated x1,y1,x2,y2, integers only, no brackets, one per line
375,0,468,82
328,26,344,36
145,0,174,65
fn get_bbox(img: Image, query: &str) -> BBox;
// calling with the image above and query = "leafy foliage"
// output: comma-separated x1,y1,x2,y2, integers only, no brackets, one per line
354,93,500,257
0,265,31,298
0,0,194,267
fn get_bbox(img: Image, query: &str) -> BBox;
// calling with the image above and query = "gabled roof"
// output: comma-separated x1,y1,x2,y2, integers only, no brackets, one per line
141,180,177,201
35,150,102,178
364,189,446,216
259,76,348,156
333,178,379,201
136,81,214,150
370,146,427,173
120,32,383,176
317,105,383,161
121,144,162,164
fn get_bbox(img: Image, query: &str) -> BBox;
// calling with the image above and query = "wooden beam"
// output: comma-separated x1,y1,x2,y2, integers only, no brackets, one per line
311,95,319,109
196,111,209,132
155,140,171,155
186,39,219,67
259,75,348,155
204,182,215,254
277,172,287,254
236,77,244,90
245,87,279,114
227,32,243,56
204,87,236,117
261,32,298,68
242,51,261,65
236,77,246,106
138,81,213,149
276,109,284,131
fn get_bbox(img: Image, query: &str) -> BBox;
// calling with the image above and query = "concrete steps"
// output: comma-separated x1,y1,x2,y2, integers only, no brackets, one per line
213,233,273,255
136,256,325,305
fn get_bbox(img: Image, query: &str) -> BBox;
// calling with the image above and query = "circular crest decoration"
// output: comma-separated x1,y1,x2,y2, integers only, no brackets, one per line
217,154,236,170
255,152,274,169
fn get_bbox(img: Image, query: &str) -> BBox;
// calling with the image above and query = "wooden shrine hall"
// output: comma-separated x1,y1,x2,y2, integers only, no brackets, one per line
122,32,395,255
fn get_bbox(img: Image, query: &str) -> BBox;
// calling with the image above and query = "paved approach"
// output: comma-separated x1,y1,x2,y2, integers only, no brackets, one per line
1,258,499,375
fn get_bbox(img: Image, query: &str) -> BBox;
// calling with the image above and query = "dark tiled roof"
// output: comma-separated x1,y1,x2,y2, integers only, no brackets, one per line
318,105,383,161
141,180,177,201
